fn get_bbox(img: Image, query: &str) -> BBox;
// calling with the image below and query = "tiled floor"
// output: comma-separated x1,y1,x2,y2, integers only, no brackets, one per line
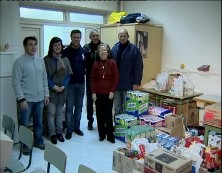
12,111,125,173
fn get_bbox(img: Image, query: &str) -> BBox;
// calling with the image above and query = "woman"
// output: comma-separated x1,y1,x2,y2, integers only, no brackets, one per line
90,43,119,143
44,37,72,144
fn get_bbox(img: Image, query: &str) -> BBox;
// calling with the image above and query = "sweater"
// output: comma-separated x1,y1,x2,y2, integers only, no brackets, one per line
44,55,73,104
90,59,119,94
63,45,87,84
12,53,49,102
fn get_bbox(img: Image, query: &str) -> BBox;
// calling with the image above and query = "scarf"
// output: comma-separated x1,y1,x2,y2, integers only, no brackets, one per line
52,52,65,71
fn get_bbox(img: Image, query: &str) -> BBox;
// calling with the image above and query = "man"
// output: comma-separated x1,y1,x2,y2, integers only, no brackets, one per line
111,29,143,115
12,36,49,153
83,29,102,130
63,29,87,139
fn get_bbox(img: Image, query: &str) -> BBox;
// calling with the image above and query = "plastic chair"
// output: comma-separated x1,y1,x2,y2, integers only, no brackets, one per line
78,164,96,173
44,142,67,173
5,125,34,173
2,114,15,140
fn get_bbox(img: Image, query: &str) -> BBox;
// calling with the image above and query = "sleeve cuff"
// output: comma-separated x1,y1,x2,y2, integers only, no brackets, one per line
18,98,26,103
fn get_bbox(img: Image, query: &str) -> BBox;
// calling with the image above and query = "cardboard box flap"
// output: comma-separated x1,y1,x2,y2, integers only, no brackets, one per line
157,115,185,139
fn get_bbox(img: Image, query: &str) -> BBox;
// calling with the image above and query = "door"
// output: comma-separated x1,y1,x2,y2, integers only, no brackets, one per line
21,25,44,58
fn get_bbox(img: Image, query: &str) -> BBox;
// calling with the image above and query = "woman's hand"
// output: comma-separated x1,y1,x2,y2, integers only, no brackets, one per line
53,85,61,92
109,92,114,99
92,93,97,102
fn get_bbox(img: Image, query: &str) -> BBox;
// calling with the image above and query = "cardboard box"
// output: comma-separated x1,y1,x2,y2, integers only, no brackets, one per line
112,149,125,173
156,114,185,139
199,109,205,126
112,148,144,173
176,102,199,126
125,91,149,117
204,102,222,128
205,102,221,119
114,114,138,142
199,167,221,173
144,148,192,173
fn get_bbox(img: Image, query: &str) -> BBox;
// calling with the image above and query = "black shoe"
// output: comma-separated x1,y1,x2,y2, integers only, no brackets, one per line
34,143,45,150
107,138,115,144
57,133,65,142
87,122,93,130
23,147,30,155
74,129,84,136
50,135,57,144
65,132,72,140
99,137,105,141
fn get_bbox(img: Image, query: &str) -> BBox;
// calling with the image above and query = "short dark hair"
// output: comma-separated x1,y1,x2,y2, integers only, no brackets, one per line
23,36,38,46
47,37,64,57
70,29,82,37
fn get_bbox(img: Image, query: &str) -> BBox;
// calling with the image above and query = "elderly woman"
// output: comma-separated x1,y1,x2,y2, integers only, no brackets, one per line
90,43,119,143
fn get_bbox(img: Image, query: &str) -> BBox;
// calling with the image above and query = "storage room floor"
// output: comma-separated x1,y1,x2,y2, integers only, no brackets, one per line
11,106,124,173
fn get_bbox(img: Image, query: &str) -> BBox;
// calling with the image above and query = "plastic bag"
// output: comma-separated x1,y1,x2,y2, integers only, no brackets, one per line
169,75,184,97
131,138,159,155
154,71,169,92
108,11,127,24
183,74,195,95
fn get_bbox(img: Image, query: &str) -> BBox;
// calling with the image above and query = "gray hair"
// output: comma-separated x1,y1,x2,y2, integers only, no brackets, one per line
89,29,100,38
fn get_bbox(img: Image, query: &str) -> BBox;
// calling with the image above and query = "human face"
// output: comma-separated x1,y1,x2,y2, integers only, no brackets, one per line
71,33,81,48
52,42,62,55
118,30,129,44
24,40,37,56
90,31,100,44
98,46,108,60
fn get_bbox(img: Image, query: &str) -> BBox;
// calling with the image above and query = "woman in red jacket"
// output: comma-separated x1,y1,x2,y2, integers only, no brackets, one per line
90,43,119,143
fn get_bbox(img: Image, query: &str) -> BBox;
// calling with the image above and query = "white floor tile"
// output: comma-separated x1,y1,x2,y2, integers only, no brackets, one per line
12,111,124,173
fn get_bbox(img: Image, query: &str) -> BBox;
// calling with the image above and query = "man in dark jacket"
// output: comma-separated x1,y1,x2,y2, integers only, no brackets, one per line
63,29,87,139
111,28,143,116
83,29,102,130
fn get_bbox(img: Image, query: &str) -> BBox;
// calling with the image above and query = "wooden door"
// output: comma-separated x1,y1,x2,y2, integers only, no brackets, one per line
21,25,43,58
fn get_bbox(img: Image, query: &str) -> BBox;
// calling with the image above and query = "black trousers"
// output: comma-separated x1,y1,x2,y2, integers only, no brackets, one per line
86,78,94,123
95,94,114,140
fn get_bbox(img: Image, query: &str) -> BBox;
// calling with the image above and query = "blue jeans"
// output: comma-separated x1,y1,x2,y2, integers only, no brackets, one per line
65,84,85,133
19,100,44,144
114,90,127,116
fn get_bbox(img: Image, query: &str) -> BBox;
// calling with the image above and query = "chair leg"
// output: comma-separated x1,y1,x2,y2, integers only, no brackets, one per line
18,142,22,160
47,163,50,173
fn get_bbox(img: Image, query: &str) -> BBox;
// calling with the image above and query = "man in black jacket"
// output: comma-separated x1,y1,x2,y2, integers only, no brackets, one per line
83,29,102,130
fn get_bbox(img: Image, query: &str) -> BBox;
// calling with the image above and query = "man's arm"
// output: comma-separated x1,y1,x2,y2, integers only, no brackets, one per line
12,59,25,101
133,46,143,87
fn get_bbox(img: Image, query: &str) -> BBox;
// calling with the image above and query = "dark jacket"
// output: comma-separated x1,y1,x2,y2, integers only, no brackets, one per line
83,41,102,80
111,41,143,90
63,44,87,85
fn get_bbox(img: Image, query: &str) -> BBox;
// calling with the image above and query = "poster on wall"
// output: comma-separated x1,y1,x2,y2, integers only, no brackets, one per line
136,31,148,58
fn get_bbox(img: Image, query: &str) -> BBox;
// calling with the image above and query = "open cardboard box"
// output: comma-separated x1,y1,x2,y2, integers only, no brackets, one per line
156,114,186,139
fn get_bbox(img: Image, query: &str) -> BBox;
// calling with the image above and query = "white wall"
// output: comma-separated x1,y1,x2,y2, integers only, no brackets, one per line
1,1,221,96
20,0,118,12
0,1,22,59
123,1,221,96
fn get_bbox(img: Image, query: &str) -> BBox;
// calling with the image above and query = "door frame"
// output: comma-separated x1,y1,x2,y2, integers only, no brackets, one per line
21,24,44,58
